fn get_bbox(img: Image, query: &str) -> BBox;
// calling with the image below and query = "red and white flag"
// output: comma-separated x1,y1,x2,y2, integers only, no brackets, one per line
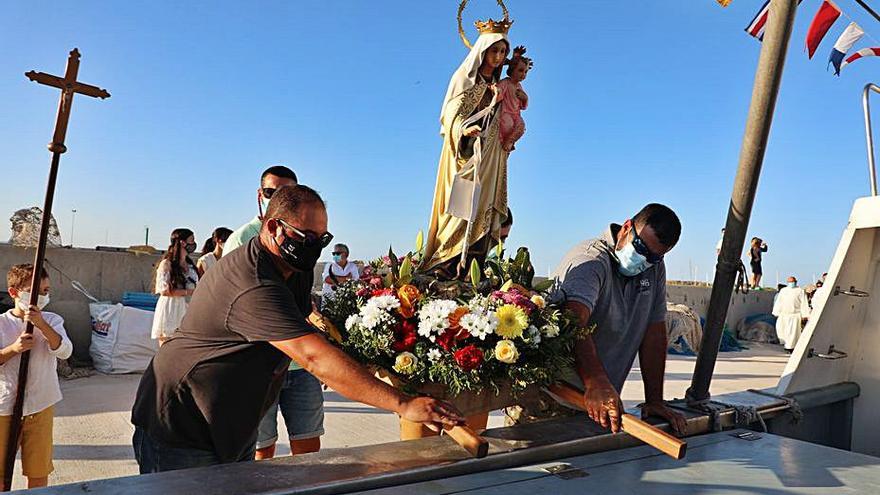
806,0,842,59
745,0,803,41
841,47,880,70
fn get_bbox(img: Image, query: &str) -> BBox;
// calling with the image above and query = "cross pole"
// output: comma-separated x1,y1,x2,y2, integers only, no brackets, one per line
3,48,109,491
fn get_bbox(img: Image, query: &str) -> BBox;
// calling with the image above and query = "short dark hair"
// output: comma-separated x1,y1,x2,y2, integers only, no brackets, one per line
265,185,325,222
633,203,681,248
334,243,349,255
260,165,297,186
501,208,513,228
7,263,49,291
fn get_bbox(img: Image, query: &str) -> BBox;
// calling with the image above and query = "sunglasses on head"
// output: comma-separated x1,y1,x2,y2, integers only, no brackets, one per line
261,187,277,199
275,218,334,248
630,220,664,264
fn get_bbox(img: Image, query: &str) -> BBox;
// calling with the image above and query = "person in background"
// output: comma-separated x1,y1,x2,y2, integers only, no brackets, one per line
322,243,359,298
0,264,72,489
715,228,725,257
221,165,325,461
748,237,768,289
223,165,298,253
151,228,199,346
772,276,810,353
810,273,830,311
197,227,233,277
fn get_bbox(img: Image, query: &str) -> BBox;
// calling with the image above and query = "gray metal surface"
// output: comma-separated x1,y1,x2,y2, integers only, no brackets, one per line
19,384,857,495
356,430,880,494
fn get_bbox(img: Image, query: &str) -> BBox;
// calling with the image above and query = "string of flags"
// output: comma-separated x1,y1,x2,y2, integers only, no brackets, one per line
744,0,880,76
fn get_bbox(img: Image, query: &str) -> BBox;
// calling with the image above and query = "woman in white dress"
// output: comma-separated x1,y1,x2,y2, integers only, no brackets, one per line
196,227,232,277
151,228,199,345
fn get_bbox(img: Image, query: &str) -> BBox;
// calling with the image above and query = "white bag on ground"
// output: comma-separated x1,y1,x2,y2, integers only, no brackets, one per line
89,303,158,374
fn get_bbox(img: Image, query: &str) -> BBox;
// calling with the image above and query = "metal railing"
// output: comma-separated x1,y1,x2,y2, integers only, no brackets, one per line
861,83,880,196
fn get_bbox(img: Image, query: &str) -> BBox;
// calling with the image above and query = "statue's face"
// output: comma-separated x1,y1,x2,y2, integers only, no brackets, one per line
481,41,508,72
510,60,529,82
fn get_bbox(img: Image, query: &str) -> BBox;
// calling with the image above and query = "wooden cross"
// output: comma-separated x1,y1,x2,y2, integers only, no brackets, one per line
25,48,110,153
3,48,109,491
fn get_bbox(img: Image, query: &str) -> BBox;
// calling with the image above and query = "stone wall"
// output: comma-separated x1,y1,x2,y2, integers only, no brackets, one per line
666,282,776,329
0,244,331,362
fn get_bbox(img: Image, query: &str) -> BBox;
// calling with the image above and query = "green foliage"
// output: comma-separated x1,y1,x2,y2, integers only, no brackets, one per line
415,230,425,254
469,258,481,288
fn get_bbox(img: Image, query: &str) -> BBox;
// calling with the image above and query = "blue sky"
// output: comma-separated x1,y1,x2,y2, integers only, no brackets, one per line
1,1,878,284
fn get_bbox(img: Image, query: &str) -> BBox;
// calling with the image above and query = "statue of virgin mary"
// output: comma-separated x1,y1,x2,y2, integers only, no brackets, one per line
421,19,513,279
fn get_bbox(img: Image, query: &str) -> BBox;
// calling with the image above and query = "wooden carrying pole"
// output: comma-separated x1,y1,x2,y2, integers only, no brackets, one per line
444,425,489,458
3,49,109,491
547,383,687,460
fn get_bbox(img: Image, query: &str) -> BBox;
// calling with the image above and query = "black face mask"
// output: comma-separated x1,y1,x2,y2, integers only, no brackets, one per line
185,242,197,254
274,233,323,272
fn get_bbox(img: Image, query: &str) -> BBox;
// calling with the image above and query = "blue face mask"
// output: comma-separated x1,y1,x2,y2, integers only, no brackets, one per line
332,254,343,263
788,281,796,288
260,197,271,217
615,235,653,277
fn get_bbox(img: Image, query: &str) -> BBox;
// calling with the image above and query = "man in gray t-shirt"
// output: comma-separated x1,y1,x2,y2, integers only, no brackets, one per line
549,203,686,434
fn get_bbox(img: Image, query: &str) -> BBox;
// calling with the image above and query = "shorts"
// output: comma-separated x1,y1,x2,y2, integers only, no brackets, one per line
256,369,325,449
0,406,55,479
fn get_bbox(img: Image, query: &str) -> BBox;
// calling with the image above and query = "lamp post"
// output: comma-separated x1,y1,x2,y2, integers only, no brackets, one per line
70,209,77,247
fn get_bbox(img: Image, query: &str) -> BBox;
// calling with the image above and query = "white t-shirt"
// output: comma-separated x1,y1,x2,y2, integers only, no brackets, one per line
0,310,73,415
197,252,218,274
322,261,360,296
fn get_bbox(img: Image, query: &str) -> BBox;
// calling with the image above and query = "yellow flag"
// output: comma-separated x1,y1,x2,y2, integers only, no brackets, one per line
717,0,732,6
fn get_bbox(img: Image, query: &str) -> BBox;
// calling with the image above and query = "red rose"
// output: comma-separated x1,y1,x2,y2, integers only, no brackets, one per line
435,329,457,351
453,345,484,371
392,320,417,352
372,288,395,298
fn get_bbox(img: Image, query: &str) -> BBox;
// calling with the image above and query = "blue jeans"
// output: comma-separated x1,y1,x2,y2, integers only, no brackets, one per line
133,427,253,473
256,369,325,449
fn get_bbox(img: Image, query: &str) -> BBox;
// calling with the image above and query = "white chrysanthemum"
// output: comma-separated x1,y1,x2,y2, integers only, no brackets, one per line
345,314,361,331
417,299,459,338
427,348,442,362
541,323,560,338
369,294,401,311
460,311,498,340
525,325,542,346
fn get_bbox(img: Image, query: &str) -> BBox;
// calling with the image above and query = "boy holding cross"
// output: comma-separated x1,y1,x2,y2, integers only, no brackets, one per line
0,264,72,489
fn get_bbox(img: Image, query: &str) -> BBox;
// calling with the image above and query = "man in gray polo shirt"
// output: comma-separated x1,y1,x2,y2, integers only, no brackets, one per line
547,203,686,433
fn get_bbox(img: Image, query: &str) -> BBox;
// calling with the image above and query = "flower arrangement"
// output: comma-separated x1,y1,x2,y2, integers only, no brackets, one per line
321,234,590,397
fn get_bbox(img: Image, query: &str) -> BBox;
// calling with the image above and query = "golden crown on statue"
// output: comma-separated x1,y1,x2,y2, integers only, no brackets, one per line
475,17,513,36
458,0,513,49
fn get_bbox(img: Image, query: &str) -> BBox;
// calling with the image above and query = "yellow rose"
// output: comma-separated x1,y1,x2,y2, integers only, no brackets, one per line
393,352,418,374
494,339,520,364
397,284,421,319
530,295,546,309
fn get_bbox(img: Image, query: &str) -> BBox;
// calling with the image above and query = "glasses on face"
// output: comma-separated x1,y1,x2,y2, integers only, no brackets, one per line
275,218,334,248
261,187,277,199
630,220,664,264
331,251,346,256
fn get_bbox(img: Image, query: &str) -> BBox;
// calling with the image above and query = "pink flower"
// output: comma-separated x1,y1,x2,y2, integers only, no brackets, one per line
492,288,537,314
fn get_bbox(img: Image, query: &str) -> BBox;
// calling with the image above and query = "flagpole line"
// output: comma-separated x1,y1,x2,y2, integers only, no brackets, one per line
852,0,880,23
841,1,880,44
